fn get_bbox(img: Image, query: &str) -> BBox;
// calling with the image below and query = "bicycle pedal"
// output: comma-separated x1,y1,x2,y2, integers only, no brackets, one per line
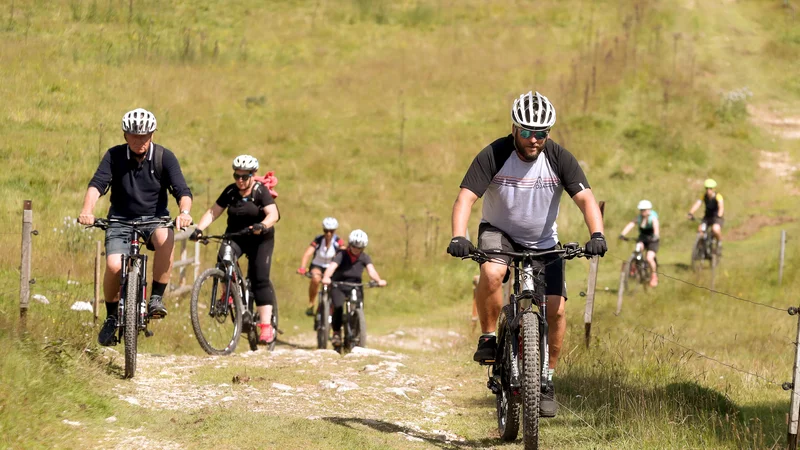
478,359,496,366
144,330,154,338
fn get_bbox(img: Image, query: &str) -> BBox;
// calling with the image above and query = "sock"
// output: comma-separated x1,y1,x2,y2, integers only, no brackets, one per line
106,301,118,318
481,332,496,339
547,369,554,382
151,281,167,297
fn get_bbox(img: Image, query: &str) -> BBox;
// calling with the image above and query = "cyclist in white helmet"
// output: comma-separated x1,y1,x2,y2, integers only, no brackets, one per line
619,200,660,287
447,90,606,418
321,229,387,349
79,108,193,347
191,155,281,346
297,217,345,316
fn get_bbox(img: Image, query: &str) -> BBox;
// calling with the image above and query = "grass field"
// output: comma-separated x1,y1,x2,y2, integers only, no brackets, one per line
1,0,799,448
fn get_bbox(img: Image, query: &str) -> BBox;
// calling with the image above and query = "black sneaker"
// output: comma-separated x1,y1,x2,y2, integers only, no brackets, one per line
540,379,558,418
148,295,168,319
305,306,314,317
473,335,497,364
98,316,118,346
331,332,342,348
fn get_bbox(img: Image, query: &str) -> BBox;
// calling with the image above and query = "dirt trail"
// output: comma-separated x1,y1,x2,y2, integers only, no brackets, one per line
100,329,472,449
749,104,800,140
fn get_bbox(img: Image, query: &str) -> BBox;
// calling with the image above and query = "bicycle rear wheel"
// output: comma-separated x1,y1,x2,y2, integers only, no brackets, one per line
521,312,541,449
349,308,367,348
496,309,521,441
316,292,330,350
190,268,243,355
123,260,141,379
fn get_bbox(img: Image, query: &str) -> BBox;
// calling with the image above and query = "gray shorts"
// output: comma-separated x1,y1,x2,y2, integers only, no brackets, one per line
105,216,170,256
478,223,568,300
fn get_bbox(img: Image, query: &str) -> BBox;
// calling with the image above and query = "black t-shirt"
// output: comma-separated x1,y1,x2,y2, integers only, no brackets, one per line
331,250,373,283
215,182,276,234
88,143,192,218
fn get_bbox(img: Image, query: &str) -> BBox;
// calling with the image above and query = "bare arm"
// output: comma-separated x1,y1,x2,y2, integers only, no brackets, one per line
299,245,316,269
452,188,479,237
176,195,194,229
717,197,724,217
78,187,102,225
366,264,386,286
321,262,339,284
261,204,280,228
652,217,660,239
688,199,702,215
620,221,636,237
196,204,225,231
572,189,604,235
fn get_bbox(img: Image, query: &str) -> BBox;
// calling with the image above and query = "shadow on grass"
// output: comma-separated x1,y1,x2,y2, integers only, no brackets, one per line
321,416,503,449
273,338,316,350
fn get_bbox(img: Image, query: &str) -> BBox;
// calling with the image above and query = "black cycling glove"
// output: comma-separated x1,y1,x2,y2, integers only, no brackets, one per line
252,223,266,232
447,236,475,257
585,232,607,257
189,229,203,241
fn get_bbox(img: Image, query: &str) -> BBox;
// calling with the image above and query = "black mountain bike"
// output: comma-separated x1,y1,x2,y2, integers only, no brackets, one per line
463,243,585,449
190,230,279,355
619,237,654,293
318,280,380,354
89,217,175,378
691,219,720,272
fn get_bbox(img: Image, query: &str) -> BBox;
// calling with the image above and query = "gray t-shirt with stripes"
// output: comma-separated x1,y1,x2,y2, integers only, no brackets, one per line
460,135,590,249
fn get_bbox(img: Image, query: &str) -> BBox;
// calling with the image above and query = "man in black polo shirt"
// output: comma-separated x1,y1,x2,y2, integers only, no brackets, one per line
78,108,193,346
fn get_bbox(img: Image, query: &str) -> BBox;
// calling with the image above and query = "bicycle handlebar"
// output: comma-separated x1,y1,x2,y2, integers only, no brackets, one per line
197,229,253,244
466,242,587,264
330,280,380,289
88,217,175,230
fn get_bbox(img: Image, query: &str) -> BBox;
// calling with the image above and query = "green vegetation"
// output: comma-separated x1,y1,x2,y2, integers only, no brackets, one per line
1,0,799,448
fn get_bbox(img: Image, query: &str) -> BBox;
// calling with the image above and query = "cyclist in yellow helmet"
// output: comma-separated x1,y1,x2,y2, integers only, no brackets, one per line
687,178,724,245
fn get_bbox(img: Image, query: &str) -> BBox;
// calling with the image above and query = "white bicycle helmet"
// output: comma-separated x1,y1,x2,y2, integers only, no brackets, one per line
232,154,259,171
348,229,369,248
511,91,556,131
637,200,653,210
121,108,157,135
322,217,339,230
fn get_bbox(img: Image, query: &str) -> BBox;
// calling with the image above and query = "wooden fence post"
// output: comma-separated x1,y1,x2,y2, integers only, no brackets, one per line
94,240,102,324
780,230,787,285
785,306,800,449
19,200,33,331
584,200,605,348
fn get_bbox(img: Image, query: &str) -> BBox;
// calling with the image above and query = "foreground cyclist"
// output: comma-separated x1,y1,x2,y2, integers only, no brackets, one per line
297,217,345,316
78,108,193,346
688,178,724,247
321,230,387,348
447,91,606,417
619,200,660,287
191,155,280,345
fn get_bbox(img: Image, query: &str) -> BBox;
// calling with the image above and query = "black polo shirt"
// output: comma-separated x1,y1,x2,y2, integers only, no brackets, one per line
88,143,192,218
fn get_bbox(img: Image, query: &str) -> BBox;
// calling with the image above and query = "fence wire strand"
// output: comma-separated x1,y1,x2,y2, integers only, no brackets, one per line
608,252,788,312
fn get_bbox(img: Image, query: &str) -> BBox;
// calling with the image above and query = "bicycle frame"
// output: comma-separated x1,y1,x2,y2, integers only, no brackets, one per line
117,226,151,342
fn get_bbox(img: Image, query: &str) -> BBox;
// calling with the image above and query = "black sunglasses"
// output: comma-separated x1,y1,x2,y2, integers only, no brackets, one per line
518,128,549,140
233,173,253,180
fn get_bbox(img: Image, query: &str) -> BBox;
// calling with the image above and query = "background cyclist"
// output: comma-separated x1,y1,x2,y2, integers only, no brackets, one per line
297,217,345,316
619,200,660,287
321,230,387,349
78,108,193,346
446,91,606,418
191,155,280,345
688,178,724,249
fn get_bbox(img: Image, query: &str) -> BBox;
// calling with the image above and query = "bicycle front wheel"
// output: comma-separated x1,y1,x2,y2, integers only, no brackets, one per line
691,237,704,272
268,302,279,351
316,293,330,350
496,310,520,441
521,312,541,448
123,260,141,379
190,268,243,355
350,308,367,349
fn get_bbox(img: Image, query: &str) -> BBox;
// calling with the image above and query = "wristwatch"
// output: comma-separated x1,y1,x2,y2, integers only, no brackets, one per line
180,210,190,215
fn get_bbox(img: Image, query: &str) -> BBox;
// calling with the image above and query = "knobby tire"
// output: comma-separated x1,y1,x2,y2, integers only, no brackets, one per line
123,260,140,379
521,312,541,449
190,268,243,355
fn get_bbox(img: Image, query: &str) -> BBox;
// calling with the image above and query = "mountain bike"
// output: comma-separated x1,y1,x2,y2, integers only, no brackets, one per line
301,272,333,350
463,243,585,449
89,217,175,378
618,236,654,293
190,230,280,355
323,280,380,354
691,219,720,272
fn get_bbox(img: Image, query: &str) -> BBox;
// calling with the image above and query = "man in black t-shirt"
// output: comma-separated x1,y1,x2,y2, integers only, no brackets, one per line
321,229,387,348
78,108,193,347
447,91,607,418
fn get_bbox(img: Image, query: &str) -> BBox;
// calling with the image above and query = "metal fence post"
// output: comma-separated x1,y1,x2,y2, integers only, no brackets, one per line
584,201,605,348
786,306,800,449
19,200,33,331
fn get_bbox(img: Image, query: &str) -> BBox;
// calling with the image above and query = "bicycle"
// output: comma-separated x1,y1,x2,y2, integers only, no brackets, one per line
319,279,380,354
690,219,720,272
462,243,586,449
88,217,175,378
190,230,280,355
618,236,654,293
